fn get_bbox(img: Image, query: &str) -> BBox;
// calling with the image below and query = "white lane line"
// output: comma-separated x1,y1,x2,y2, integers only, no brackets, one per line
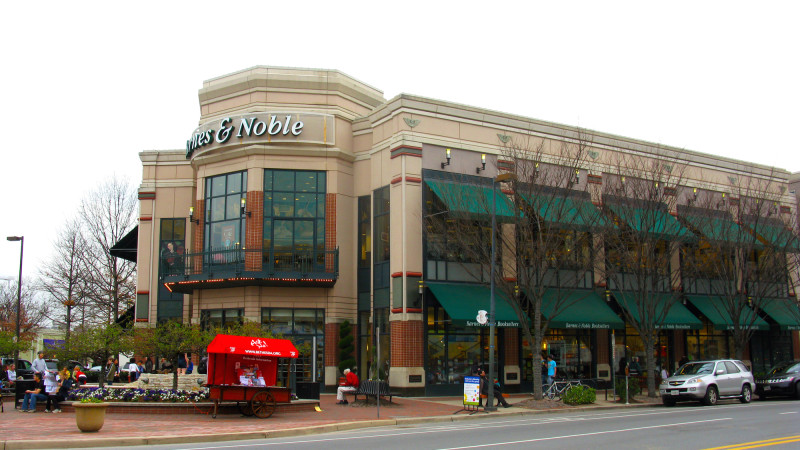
183,402,789,450
437,417,733,449
779,411,797,414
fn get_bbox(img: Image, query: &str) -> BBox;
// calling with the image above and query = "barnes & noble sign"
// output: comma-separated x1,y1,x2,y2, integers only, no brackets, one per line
186,112,334,158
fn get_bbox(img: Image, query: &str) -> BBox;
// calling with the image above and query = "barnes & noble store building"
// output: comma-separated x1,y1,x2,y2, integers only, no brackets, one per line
130,66,800,395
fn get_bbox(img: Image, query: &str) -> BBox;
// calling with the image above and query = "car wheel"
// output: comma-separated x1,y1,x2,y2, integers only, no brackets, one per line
703,386,718,406
740,385,752,404
663,398,676,407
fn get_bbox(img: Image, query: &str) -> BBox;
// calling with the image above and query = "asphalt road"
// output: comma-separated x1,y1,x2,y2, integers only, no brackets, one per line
84,398,800,450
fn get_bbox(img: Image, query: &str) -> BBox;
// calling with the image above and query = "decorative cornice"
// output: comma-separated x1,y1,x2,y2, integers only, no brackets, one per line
390,145,422,159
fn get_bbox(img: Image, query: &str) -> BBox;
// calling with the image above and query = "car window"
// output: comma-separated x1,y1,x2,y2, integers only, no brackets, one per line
714,362,727,375
45,361,58,370
676,362,715,375
18,361,31,370
734,361,750,372
768,361,800,375
724,361,740,373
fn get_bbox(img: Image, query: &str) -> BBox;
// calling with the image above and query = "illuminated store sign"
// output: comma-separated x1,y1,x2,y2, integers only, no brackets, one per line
186,112,333,159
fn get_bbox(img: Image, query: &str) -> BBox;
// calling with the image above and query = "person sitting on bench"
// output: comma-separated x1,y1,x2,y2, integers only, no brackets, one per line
336,368,359,405
480,368,511,408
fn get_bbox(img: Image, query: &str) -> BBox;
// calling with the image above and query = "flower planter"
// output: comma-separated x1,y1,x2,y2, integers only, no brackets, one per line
74,402,109,432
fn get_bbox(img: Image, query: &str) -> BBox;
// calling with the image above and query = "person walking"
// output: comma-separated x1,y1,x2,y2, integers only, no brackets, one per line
177,353,187,375
144,357,153,374
336,368,359,404
106,358,116,385
546,354,557,386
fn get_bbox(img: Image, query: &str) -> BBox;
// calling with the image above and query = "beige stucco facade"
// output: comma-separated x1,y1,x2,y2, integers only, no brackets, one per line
135,66,800,395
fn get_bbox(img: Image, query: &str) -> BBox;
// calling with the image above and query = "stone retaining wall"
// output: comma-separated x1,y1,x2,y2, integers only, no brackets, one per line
133,374,208,391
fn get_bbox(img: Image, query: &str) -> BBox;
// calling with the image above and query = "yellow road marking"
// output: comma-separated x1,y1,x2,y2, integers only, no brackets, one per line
704,435,800,450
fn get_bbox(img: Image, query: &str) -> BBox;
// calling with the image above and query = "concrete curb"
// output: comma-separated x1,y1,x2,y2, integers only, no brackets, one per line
0,402,659,450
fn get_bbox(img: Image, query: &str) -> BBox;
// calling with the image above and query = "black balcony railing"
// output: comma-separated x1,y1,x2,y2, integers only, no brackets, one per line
161,247,338,293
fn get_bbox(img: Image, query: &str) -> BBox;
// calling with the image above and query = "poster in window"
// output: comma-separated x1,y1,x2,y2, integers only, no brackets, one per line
222,225,235,247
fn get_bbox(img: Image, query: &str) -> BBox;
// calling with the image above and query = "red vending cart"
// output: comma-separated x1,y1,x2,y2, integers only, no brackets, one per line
205,334,299,418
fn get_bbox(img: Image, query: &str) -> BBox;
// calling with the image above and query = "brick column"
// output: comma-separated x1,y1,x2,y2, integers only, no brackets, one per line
244,190,263,271
389,316,425,393
325,193,337,271
324,322,340,388
503,328,520,385
192,200,205,274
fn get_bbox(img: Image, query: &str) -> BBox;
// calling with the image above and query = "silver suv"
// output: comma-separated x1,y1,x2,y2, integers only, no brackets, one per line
659,360,754,406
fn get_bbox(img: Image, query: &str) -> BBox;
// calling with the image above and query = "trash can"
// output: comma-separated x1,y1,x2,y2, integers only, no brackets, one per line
295,381,321,400
15,379,36,409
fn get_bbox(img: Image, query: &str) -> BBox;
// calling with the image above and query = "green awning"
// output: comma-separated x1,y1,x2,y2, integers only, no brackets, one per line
759,298,800,331
679,213,749,246
747,222,798,251
615,292,703,330
519,193,608,230
426,180,517,219
686,295,770,331
606,203,693,241
541,289,625,329
427,282,520,327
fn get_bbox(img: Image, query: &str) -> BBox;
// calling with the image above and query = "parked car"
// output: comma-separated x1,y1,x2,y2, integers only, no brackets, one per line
755,360,800,400
659,359,754,406
1,357,34,380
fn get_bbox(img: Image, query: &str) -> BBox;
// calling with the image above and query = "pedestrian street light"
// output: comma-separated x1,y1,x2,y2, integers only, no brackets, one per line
6,236,24,371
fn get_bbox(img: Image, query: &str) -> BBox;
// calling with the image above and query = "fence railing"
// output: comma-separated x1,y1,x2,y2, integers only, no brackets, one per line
161,247,339,279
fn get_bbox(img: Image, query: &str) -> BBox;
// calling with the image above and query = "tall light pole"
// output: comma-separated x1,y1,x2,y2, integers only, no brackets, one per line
7,236,24,370
487,173,514,412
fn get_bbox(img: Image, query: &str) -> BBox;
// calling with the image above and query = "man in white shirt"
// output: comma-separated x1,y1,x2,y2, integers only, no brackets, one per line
31,351,47,377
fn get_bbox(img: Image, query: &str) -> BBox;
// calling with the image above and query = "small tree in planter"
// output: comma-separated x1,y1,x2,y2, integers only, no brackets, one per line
337,320,355,375
135,320,209,390
56,322,133,388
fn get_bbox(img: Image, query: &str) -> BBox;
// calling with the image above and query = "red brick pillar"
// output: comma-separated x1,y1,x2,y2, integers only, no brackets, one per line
192,199,205,274
389,318,425,392
244,191,263,271
324,322,340,388
503,328,520,385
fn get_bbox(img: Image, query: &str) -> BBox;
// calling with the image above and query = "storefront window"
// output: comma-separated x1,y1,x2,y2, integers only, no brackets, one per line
204,171,247,252
200,308,243,329
263,170,326,271
158,218,186,322
425,302,497,387
686,321,731,362
261,308,324,384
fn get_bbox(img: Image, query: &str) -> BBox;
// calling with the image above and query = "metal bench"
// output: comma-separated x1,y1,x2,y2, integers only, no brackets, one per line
345,380,397,403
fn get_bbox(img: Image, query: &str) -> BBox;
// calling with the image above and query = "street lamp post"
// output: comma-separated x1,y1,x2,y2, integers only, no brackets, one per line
7,236,24,370
487,173,514,412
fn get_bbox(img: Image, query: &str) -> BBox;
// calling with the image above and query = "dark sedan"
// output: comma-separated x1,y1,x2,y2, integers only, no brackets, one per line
1,357,34,380
756,361,800,399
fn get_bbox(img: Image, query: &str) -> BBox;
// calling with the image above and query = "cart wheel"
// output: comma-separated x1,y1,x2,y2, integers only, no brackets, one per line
238,401,254,417
250,391,276,419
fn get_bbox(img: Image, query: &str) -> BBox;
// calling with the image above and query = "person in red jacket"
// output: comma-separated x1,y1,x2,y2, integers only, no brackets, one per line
336,368,359,404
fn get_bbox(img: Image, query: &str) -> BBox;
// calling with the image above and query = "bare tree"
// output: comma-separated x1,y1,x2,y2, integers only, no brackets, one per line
600,152,690,398
37,218,93,344
79,177,137,321
681,168,799,360
425,129,601,399
0,279,48,354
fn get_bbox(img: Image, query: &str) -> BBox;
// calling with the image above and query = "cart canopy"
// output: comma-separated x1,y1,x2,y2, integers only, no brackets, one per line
206,335,299,387
207,335,299,358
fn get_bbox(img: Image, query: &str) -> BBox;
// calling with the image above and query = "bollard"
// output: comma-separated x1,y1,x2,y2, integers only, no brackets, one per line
625,375,629,405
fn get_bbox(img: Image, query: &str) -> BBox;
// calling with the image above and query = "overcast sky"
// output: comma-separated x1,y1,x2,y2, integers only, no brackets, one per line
1,1,798,283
